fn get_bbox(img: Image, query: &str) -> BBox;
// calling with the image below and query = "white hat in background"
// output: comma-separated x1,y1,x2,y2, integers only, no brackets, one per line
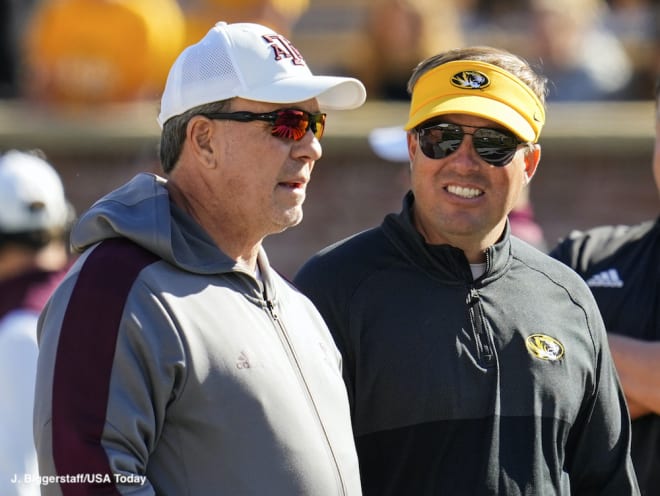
0,151,70,234
368,125,409,163
158,21,367,127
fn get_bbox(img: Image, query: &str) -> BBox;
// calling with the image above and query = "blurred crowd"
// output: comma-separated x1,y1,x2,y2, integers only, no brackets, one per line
0,0,657,106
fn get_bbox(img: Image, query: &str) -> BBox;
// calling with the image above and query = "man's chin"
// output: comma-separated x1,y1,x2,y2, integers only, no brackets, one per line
272,209,304,234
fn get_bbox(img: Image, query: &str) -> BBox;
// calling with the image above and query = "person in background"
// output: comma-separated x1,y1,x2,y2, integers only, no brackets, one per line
550,76,660,495
294,46,640,494
0,150,73,496
33,21,366,495
21,0,186,104
527,0,634,101
340,0,464,101
180,0,310,43
603,0,657,99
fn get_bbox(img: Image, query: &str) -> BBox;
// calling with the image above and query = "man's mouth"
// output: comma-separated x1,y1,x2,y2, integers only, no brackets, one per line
280,181,305,189
445,184,483,199
278,176,309,191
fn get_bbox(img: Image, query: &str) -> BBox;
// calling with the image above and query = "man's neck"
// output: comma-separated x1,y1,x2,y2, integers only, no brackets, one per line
165,179,263,272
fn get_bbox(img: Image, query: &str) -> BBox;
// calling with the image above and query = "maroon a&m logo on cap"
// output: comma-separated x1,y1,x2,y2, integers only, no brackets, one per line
451,70,490,90
262,34,306,66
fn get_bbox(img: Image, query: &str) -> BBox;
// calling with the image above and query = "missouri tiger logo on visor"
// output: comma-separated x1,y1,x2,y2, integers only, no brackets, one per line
525,334,565,361
451,70,490,89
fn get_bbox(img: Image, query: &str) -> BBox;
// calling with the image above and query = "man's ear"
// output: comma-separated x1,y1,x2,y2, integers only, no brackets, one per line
407,131,417,166
523,144,541,184
188,116,216,169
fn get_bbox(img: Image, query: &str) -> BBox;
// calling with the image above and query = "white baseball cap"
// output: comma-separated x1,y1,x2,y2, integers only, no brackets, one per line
0,150,70,234
157,21,367,127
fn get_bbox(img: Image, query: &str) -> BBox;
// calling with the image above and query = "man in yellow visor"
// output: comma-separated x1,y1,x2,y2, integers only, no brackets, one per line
295,46,640,495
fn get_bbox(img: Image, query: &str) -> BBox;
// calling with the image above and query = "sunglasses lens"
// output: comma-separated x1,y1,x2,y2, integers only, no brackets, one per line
473,129,519,167
418,123,520,167
312,114,326,140
271,110,326,141
418,123,463,159
272,110,307,140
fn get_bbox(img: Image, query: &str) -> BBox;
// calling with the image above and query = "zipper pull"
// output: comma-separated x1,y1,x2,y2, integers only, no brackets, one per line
266,299,279,320
466,288,480,306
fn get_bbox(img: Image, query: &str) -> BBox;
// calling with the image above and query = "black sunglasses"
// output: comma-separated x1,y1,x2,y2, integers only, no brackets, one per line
416,122,524,167
200,109,327,141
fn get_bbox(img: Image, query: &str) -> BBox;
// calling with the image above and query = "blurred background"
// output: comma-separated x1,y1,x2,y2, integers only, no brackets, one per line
0,0,657,276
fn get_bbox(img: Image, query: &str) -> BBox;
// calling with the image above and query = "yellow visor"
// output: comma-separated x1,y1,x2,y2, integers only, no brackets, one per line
404,60,545,143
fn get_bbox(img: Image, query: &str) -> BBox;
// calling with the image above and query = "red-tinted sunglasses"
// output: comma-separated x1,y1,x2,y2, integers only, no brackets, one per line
201,109,326,141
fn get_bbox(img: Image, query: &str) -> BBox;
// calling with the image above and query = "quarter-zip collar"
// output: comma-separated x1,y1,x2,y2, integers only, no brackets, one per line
381,191,513,284
257,248,280,304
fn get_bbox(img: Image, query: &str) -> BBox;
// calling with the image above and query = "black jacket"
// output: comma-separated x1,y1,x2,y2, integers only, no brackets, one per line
295,192,639,495
551,217,660,495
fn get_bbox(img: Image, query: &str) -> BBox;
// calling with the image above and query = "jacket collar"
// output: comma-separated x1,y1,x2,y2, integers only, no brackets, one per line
381,191,513,284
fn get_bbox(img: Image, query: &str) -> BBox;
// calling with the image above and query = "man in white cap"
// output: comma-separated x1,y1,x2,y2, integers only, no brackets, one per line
33,22,366,495
294,46,640,494
0,150,73,496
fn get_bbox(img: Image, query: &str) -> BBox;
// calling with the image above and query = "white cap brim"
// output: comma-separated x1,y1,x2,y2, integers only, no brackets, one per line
240,75,366,110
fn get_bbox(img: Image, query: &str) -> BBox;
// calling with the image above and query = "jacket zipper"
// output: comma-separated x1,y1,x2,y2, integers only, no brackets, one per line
265,299,346,496
466,288,496,367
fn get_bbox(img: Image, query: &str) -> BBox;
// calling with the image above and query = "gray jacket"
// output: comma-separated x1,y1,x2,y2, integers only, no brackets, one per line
34,173,361,495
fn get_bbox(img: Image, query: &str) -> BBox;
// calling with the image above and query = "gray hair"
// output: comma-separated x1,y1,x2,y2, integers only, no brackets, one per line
159,99,232,174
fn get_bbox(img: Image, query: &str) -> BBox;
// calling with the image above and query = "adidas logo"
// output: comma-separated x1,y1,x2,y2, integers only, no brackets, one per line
586,269,624,288
236,351,251,369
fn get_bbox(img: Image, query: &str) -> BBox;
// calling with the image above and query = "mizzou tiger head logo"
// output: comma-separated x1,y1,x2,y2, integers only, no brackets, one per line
525,334,565,361
451,70,490,90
